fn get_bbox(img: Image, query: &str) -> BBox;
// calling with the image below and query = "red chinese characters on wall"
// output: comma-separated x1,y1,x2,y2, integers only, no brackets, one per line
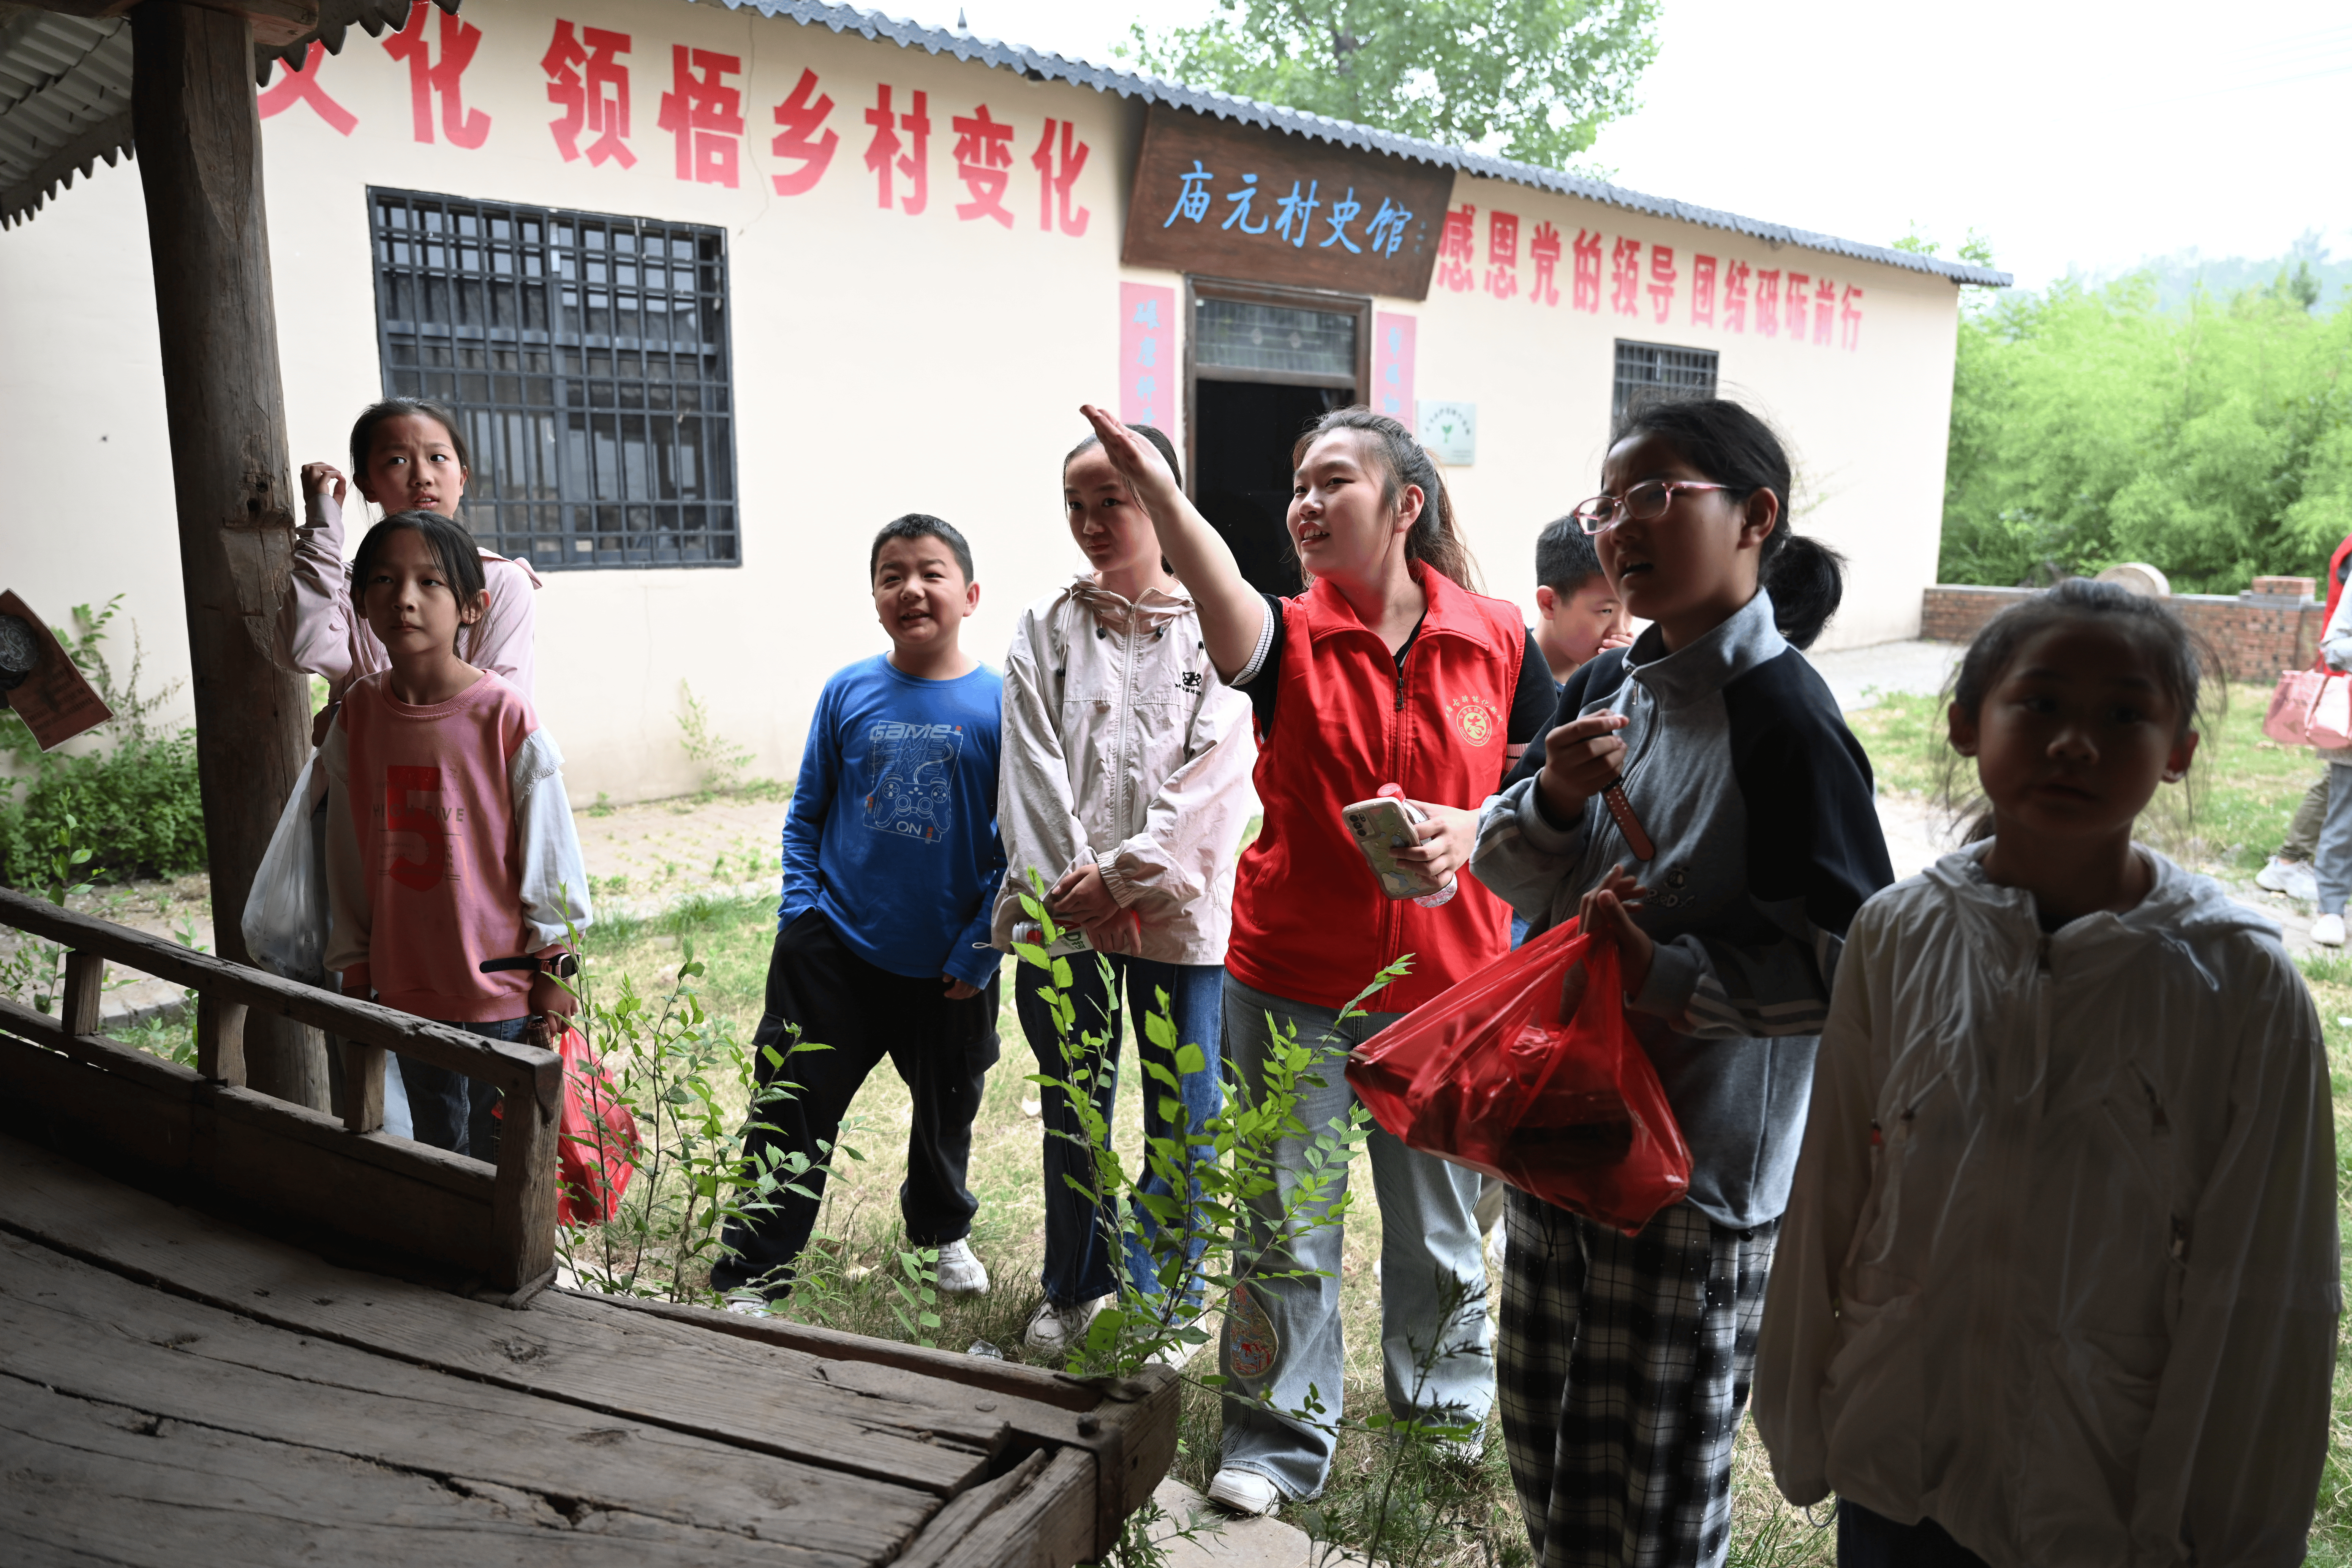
1723,259,1751,333
1812,277,1836,346
543,22,633,168
768,68,838,196
258,43,357,135
658,47,744,187
1647,245,1677,324
1841,286,1865,350
1528,222,1562,307
1690,254,1717,327
1031,119,1090,237
863,84,930,215
1437,205,1477,292
1485,211,1519,300
384,1,489,148
1609,239,1642,316
1572,230,1603,314
951,105,1016,226
1756,270,1782,337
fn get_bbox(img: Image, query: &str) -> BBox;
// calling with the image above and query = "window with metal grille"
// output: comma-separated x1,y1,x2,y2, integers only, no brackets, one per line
369,188,738,570
1612,340,1718,424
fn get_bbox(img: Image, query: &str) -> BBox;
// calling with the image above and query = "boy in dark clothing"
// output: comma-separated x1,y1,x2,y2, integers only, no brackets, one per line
711,514,1006,1304
1530,517,1631,692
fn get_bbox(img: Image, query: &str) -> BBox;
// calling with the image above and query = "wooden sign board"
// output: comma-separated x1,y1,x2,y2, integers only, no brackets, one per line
0,592,111,752
1122,105,1453,301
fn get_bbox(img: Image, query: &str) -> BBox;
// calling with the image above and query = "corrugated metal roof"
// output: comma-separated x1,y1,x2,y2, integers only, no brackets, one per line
0,0,455,228
0,8,131,230
697,0,2012,289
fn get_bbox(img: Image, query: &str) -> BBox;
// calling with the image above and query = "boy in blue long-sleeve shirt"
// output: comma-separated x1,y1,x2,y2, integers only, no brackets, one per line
712,514,1006,1304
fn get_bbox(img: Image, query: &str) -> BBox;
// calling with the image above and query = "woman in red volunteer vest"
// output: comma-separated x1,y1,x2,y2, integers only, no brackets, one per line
1078,403,1559,1515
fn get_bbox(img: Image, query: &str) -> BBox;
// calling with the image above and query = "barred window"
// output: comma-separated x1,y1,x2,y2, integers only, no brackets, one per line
1612,340,1718,424
370,188,738,570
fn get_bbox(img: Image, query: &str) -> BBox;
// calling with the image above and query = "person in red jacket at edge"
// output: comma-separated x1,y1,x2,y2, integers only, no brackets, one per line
1077,403,1560,1517
2256,531,2352,911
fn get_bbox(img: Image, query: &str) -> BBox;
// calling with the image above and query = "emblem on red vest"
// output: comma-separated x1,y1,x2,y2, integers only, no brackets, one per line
1446,694,1500,747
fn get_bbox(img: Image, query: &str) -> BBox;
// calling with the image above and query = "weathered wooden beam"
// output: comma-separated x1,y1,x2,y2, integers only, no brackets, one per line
128,0,324,1110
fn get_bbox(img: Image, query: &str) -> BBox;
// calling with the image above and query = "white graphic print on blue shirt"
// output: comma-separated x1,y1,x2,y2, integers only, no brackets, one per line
862,720,964,843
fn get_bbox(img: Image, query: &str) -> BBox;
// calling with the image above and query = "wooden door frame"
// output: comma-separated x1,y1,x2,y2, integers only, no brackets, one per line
1181,275,1374,500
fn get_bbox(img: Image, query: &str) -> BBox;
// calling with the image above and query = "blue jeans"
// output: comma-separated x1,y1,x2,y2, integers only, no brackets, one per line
2317,761,2352,915
1013,953,1224,1309
399,1015,530,1161
1218,973,1493,1502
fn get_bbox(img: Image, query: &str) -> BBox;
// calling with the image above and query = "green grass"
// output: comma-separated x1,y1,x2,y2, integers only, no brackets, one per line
1845,683,2319,877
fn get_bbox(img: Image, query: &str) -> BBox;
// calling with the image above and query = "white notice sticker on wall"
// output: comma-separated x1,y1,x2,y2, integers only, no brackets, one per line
1417,400,1476,465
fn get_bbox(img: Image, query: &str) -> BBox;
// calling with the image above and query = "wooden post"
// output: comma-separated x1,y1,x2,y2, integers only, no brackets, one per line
130,0,326,1110
60,952,104,1037
197,993,247,1085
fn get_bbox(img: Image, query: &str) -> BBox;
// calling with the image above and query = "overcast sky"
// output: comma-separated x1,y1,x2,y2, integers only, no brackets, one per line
894,0,2352,292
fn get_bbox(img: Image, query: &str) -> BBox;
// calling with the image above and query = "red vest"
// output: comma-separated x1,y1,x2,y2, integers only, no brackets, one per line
1227,566,1526,1014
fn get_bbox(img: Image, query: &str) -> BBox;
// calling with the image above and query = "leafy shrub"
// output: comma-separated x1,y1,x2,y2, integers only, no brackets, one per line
0,598,206,887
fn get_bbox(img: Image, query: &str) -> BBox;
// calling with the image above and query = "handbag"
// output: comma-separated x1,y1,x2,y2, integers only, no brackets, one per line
2265,664,2352,749
1345,919,1691,1234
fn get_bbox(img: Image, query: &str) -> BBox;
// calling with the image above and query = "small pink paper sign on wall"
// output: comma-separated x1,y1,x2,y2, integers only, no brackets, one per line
1119,283,1177,433
1375,313,1416,432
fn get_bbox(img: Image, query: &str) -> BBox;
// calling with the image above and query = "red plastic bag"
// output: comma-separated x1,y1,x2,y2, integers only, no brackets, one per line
553,1023,638,1226
1345,919,1690,1234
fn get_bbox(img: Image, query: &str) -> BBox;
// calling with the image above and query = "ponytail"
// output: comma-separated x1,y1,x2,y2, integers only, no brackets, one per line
1293,407,1483,593
1610,398,1843,649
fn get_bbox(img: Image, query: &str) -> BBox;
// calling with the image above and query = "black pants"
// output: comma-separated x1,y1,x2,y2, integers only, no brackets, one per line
399,1015,528,1161
1838,1502,1989,1568
708,910,1000,1298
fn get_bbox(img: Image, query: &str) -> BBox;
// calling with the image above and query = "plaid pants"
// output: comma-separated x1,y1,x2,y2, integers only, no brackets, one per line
1498,1193,1779,1568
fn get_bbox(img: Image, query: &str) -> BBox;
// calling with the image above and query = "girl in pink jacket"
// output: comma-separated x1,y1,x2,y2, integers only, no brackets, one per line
992,423,1257,1362
323,509,590,1161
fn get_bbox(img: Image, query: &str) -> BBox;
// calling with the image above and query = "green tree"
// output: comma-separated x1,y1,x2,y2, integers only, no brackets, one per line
1938,268,2352,592
1123,0,1660,168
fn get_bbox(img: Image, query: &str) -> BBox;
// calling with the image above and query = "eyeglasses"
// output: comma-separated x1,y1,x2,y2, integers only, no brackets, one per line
1572,480,1736,535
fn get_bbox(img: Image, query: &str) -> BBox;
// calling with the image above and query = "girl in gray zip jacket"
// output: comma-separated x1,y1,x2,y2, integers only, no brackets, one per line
1467,400,1892,1568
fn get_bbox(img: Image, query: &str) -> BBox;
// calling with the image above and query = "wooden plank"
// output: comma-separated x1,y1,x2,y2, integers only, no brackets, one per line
0,1231,937,1565
0,1135,1002,1497
894,1452,1053,1568
573,1291,1185,1534
60,950,103,1036
488,1062,559,1291
0,887,555,1100
0,1031,196,1178
931,1449,1098,1568
197,992,246,1085
1,1380,822,1566
342,1040,386,1133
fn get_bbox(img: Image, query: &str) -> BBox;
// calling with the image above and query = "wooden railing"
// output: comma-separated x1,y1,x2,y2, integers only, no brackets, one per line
0,885,560,1296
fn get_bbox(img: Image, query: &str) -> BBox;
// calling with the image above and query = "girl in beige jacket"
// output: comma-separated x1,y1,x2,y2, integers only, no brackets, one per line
993,424,1257,1359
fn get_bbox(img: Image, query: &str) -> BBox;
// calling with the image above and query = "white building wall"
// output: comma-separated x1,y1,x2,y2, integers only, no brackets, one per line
0,0,1963,804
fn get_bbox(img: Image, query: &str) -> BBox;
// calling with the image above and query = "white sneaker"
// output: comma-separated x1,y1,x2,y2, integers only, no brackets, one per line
934,1238,991,1296
2314,912,2346,947
1022,1294,1106,1353
2259,857,2321,903
1206,1467,1282,1517
1436,1431,1486,1465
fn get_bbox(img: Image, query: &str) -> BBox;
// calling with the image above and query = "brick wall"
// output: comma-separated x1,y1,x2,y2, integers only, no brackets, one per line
1919,582,2326,682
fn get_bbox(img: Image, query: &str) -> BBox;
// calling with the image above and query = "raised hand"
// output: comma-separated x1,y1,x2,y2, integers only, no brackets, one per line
1077,404,1184,518
300,462,348,506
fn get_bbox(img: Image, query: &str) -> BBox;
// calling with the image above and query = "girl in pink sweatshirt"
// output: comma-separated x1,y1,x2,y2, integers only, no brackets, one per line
322,509,591,1160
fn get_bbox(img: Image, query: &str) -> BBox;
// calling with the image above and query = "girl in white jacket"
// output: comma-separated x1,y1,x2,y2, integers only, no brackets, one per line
993,423,1257,1360
1755,579,2340,1567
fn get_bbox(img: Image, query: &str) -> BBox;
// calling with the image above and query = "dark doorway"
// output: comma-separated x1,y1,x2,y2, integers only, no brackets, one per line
1193,379,1348,598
